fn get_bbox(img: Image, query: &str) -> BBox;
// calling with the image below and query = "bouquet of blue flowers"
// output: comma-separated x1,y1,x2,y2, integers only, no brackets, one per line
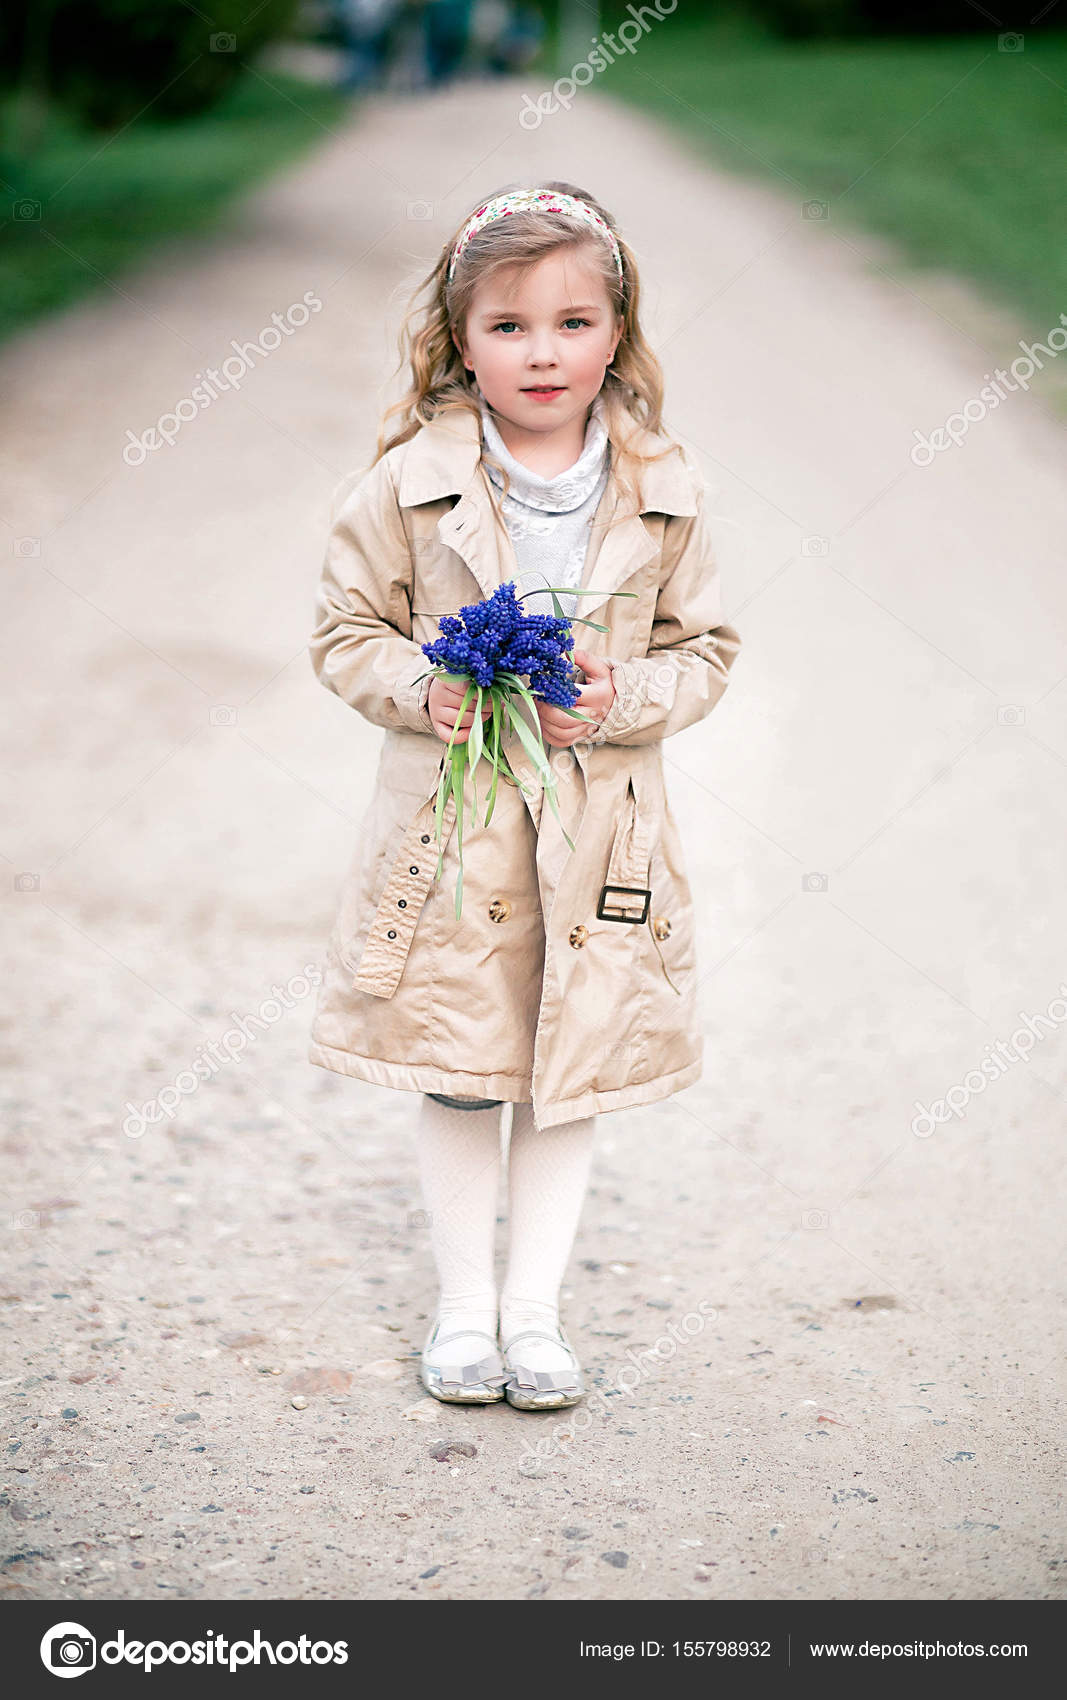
412,579,634,917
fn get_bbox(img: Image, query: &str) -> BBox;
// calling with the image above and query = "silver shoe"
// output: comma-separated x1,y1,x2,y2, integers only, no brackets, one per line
419,1320,507,1404
501,1325,584,1410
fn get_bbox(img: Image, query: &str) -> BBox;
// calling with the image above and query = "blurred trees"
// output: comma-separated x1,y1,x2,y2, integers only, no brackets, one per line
682,1,1044,38
547,1,1048,41
0,0,302,130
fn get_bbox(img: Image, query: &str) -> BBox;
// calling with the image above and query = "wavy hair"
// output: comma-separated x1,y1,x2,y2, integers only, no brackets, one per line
373,179,685,523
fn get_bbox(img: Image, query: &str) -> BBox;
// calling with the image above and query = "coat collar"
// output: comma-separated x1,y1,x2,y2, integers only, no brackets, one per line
394,403,700,623
395,402,699,517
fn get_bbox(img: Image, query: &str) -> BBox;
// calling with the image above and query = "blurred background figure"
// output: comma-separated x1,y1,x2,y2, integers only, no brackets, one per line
473,0,544,75
333,0,401,91
336,0,472,93
422,0,474,86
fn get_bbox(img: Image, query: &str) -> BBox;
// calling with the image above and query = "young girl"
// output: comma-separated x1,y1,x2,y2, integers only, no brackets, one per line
307,182,742,1411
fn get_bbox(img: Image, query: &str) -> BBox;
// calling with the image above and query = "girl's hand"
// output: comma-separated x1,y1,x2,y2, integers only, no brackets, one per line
428,673,493,744
535,648,616,749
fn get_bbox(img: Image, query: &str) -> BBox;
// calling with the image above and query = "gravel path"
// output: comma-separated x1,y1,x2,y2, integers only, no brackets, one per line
2,75,1065,1602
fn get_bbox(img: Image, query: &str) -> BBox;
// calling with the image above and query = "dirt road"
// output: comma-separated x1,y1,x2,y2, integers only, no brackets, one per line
2,73,1065,1601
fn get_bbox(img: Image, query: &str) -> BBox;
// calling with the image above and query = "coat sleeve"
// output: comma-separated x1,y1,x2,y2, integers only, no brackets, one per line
308,454,436,736
593,483,742,747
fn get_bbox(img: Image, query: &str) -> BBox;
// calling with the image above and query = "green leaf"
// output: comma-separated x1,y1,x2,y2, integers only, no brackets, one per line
433,768,450,879
515,586,637,600
467,738,479,828
451,742,466,919
483,695,502,827
444,678,476,754
541,772,577,852
468,683,484,768
504,698,558,789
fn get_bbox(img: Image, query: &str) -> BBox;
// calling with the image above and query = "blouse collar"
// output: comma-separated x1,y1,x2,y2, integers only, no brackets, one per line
477,388,610,514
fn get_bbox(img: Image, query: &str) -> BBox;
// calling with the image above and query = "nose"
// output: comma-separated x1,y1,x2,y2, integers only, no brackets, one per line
525,329,559,368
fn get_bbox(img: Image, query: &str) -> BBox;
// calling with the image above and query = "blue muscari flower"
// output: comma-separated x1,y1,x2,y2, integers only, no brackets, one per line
421,579,580,707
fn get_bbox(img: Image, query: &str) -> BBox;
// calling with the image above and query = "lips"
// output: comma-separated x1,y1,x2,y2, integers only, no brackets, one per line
523,385,565,392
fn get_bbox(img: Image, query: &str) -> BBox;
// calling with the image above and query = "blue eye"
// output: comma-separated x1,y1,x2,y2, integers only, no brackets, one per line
490,318,591,333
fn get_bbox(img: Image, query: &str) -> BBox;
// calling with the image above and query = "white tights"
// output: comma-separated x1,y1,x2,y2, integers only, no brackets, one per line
413,1094,596,1372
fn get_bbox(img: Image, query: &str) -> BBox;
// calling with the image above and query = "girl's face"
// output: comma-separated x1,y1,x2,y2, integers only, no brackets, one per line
454,246,622,440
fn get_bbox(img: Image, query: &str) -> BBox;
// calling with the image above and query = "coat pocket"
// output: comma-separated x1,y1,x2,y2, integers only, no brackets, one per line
644,805,697,996
614,760,696,998
337,746,447,971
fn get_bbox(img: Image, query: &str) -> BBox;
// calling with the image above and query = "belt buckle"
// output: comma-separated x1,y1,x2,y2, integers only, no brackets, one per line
596,882,651,924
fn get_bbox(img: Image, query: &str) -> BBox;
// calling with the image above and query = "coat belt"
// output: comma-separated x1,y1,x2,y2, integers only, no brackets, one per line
597,769,653,923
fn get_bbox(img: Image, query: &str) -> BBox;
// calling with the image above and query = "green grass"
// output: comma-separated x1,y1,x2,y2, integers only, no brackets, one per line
0,68,349,342
600,17,1067,339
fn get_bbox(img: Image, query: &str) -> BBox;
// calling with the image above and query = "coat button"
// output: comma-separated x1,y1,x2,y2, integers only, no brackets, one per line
569,924,588,948
420,834,430,843
409,865,419,875
488,897,511,923
651,916,671,941
387,929,397,940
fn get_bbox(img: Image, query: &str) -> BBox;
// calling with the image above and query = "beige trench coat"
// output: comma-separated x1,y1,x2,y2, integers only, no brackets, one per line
306,404,742,1130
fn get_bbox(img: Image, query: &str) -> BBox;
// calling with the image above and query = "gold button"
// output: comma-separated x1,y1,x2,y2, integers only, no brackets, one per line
569,924,588,949
651,915,671,941
488,897,511,923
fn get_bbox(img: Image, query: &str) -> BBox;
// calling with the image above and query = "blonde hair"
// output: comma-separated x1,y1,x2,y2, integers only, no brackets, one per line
374,179,684,521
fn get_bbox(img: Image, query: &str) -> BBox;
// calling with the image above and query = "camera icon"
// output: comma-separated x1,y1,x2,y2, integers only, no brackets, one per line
998,32,1024,52
14,872,40,892
14,198,41,221
15,537,41,556
12,1208,42,1229
210,32,236,52
649,660,677,698
407,1208,432,1229
407,201,433,221
996,704,1025,726
802,200,829,221
802,872,828,893
803,1544,828,1563
41,1621,96,1675
802,1208,830,1230
801,535,829,557
209,705,237,727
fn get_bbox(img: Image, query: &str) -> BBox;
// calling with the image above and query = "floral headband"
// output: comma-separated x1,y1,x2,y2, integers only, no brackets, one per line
447,189,624,286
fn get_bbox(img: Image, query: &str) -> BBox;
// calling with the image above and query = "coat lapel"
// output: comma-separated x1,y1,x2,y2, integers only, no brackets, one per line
573,488,660,627
434,476,518,604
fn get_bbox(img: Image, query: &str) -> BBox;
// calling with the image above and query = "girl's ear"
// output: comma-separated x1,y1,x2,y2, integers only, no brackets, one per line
451,327,468,367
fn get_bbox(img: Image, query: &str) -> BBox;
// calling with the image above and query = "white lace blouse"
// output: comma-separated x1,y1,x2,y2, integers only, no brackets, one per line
477,391,611,620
